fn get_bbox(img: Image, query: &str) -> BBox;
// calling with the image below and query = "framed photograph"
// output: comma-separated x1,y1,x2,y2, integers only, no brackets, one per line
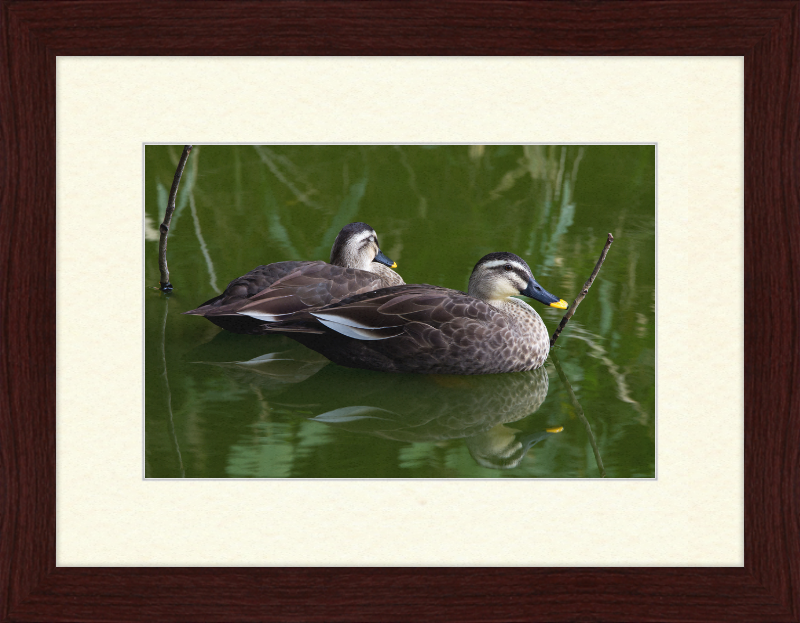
144,143,654,480
2,2,797,621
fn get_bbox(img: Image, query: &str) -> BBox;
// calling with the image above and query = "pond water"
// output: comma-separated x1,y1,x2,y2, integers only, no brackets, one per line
144,145,655,478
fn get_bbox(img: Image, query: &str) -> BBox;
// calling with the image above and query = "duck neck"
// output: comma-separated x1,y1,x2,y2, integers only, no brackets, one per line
485,296,541,329
484,296,528,312
479,295,503,310
331,252,403,285
331,250,371,271
369,262,404,286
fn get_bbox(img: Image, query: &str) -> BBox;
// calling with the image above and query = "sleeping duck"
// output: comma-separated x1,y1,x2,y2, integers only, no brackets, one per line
238,252,568,375
184,222,404,333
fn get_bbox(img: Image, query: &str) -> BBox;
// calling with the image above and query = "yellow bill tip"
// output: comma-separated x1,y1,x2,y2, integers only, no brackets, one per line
391,262,397,268
550,299,568,309
545,426,564,433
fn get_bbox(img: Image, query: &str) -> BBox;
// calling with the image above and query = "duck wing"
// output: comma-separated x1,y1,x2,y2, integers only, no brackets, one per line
270,286,520,373
308,285,502,343
183,261,318,315
233,264,388,323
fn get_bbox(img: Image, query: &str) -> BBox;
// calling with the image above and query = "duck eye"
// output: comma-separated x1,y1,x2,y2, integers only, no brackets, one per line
503,264,512,271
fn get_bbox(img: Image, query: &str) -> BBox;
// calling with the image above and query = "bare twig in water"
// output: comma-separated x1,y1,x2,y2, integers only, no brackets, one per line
550,232,614,347
550,353,606,477
158,145,193,291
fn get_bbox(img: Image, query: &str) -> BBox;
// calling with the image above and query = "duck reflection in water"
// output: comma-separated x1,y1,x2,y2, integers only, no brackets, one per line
192,338,565,471
465,423,563,470
194,343,330,391
285,359,560,470
191,334,620,474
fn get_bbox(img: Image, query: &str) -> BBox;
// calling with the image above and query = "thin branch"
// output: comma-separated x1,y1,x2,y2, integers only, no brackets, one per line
550,232,614,347
550,353,605,478
158,145,192,291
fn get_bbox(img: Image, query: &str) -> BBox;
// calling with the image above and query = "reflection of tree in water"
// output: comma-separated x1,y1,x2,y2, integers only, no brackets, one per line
560,325,650,426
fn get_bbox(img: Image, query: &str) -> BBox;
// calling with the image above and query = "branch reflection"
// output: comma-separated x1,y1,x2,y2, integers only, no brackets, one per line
551,351,605,477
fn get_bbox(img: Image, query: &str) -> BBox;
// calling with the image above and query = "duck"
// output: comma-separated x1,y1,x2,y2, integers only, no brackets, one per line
303,364,562,469
240,252,568,375
184,222,404,334
305,363,552,441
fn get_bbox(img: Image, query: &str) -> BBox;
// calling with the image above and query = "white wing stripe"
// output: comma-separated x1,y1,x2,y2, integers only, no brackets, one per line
237,310,290,322
314,316,396,341
311,311,398,331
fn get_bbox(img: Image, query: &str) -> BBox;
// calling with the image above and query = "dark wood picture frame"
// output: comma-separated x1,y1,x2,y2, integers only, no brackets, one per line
2,2,798,621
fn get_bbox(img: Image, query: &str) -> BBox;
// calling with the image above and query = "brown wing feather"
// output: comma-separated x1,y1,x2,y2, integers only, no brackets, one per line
310,286,495,331
268,286,532,374
235,266,387,320
185,260,399,319
183,261,318,315
185,261,395,339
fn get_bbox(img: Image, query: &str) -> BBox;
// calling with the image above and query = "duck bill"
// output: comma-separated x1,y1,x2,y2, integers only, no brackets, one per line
518,428,562,451
373,249,398,269
521,278,568,309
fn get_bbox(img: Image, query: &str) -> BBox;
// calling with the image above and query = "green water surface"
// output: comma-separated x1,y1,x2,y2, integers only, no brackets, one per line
144,145,655,478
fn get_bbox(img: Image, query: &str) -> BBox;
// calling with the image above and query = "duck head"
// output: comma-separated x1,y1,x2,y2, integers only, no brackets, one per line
330,222,397,272
467,252,567,309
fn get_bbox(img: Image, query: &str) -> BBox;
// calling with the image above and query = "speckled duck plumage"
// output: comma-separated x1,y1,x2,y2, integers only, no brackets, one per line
184,222,403,333
242,252,567,375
